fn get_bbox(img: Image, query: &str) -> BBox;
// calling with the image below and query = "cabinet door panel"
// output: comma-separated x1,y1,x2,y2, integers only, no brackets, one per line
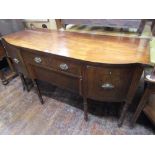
30,65,81,94
86,65,135,102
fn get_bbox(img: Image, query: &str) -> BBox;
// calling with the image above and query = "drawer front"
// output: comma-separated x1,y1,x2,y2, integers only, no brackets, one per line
4,43,27,75
86,65,135,102
21,49,82,76
30,65,80,93
21,49,49,67
50,57,81,76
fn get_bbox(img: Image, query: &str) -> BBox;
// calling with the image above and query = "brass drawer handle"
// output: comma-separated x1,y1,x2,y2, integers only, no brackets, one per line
13,58,20,64
101,83,114,89
34,57,42,63
59,63,68,70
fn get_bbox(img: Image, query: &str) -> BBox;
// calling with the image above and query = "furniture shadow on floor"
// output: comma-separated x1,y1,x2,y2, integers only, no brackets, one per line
37,80,155,132
38,80,122,115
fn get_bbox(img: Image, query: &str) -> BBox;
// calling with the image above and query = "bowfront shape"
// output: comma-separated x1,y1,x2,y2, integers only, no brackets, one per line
2,29,151,126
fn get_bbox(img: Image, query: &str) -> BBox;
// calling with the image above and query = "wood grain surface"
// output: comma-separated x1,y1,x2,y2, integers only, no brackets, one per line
3,29,150,65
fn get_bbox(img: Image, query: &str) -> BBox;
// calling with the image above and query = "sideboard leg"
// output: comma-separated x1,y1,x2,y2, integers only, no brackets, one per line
23,77,31,92
130,88,150,128
0,70,9,85
118,101,130,127
33,79,44,104
84,97,88,121
19,73,26,91
19,73,32,92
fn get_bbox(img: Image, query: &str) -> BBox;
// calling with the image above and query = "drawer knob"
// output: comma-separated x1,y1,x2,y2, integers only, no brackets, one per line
34,57,42,63
59,63,68,70
101,83,114,89
13,58,20,64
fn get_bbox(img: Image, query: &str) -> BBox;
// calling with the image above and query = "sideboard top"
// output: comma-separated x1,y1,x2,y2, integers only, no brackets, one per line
3,29,150,65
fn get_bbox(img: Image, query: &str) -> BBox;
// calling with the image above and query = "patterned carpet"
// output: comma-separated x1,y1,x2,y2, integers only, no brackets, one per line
0,76,154,135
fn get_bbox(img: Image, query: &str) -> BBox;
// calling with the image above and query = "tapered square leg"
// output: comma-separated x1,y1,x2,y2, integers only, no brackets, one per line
33,79,44,104
19,73,26,91
118,101,130,127
83,97,88,121
19,73,32,92
0,70,9,85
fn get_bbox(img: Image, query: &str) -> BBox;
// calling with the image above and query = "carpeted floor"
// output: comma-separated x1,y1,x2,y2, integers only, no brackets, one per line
0,76,154,135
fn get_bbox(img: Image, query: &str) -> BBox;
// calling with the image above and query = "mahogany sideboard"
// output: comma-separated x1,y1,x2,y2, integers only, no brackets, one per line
2,29,150,127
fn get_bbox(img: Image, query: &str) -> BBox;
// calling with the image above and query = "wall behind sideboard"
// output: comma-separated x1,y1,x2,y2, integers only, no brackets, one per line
24,19,57,30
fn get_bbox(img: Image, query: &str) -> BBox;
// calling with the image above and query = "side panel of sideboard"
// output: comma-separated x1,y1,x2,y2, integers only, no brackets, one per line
2,41,28,76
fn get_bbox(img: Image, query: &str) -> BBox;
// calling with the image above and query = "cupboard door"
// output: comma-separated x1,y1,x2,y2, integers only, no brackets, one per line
86,65,135,102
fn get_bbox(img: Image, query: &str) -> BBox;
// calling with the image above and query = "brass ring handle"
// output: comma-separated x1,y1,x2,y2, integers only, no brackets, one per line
13,58,20,64
59,63,68,70
101,83,114,89
34,57,42,63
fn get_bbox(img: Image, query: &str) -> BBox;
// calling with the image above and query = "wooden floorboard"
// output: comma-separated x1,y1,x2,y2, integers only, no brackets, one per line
0,77,154,135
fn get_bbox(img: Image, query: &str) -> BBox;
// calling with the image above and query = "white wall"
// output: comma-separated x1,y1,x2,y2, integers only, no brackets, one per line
24,19,57,30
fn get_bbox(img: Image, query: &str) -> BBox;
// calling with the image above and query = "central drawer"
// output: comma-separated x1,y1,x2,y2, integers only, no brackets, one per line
21,49,82,76
50,57,82,76
30,65,81,93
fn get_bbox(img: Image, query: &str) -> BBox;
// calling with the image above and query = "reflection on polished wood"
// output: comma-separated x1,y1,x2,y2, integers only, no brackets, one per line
3,29,150,65
2,29,151,127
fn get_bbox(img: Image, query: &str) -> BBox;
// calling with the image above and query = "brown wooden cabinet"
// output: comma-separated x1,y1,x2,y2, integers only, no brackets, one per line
2,29,150,127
